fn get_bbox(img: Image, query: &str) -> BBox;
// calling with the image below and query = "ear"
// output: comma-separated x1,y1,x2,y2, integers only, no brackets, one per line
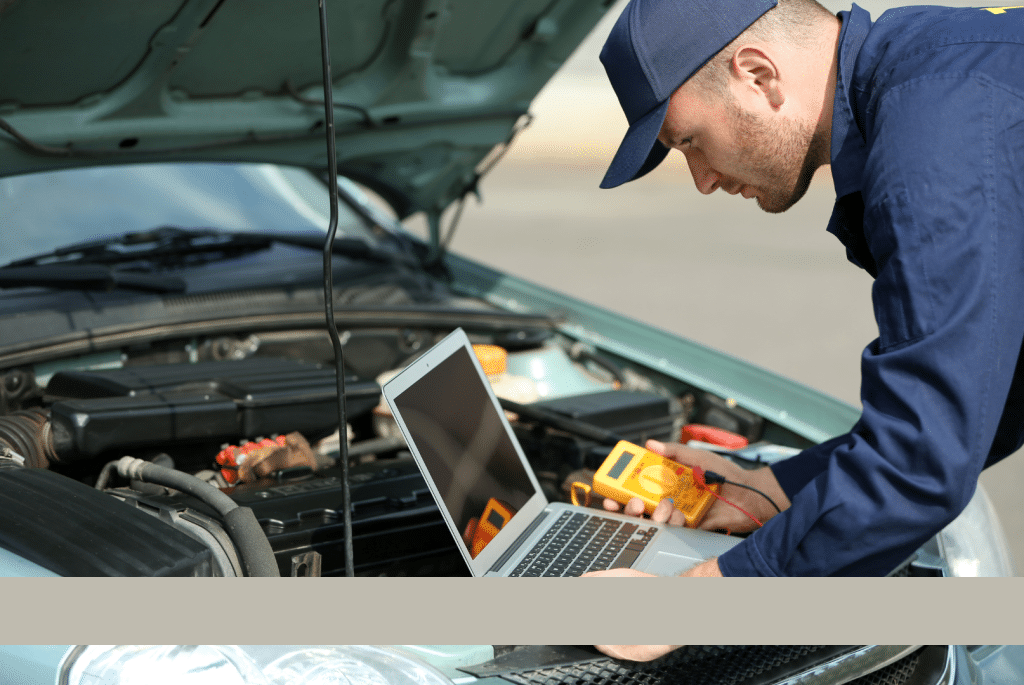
729,46,784,110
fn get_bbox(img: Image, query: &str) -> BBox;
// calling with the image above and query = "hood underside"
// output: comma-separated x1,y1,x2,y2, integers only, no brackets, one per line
0,0,612,217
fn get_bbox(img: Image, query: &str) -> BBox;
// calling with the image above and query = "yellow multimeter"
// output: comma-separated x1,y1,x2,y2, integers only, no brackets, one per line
592,440,719,527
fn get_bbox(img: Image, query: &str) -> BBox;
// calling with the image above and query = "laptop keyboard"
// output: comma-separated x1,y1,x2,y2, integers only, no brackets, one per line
509,511,658,577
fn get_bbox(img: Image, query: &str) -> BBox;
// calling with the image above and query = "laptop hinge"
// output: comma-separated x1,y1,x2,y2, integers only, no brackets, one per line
489,509,549,573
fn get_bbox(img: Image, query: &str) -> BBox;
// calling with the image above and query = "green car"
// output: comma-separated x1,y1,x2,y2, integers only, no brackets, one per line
3,645,1023,685
0,0,1013,577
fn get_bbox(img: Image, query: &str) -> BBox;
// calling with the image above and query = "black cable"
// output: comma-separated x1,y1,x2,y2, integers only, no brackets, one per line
283,79,374,127
704,469,783,514
318,0,354,578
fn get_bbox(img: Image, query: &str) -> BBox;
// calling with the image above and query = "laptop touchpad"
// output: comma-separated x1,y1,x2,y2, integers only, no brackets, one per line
642,551,703,576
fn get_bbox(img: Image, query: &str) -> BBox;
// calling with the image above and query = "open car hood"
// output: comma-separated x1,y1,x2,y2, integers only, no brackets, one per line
0,0,611,218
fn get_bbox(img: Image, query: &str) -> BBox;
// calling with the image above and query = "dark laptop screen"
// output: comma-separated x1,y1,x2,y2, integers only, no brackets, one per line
392,345,536,557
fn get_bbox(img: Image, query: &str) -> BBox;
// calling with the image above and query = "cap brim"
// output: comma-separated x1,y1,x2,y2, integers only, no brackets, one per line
599,97,672,189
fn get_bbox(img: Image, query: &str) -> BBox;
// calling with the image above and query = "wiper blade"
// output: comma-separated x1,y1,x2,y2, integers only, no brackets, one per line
7,226,419,270
0,264,186,293
7,226,273,269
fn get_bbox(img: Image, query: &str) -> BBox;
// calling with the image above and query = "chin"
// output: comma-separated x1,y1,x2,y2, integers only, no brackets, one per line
757,165,818,214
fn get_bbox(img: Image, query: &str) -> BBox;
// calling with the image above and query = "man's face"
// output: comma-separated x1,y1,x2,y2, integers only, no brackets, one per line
657,80,818,214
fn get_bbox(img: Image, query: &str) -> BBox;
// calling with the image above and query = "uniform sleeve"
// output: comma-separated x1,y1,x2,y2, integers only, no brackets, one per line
718,74,1024,576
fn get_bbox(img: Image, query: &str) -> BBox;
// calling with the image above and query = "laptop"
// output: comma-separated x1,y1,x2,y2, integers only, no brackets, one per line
382,328,739,576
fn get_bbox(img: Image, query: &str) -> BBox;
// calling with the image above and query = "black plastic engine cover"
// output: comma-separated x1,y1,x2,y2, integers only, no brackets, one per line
0,468,213,576
46,358,379,457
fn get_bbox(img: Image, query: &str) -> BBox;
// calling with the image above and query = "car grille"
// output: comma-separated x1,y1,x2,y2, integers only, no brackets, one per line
853,648,922,685
487,646,929,685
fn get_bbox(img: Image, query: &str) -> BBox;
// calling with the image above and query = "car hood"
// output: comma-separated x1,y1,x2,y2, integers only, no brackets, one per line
0,0,611,218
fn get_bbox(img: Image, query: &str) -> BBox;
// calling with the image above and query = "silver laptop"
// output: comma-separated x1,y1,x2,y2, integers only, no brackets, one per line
382,328,738,576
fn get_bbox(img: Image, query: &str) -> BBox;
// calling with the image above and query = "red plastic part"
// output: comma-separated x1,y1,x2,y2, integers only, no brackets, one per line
680,423,749,449
216,435,287,484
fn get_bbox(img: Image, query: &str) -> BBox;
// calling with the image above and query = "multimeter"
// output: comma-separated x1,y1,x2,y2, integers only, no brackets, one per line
592,440,719,527
462,497,516,558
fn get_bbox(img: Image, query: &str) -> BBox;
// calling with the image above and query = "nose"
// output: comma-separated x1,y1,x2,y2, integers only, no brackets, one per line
683,149,721,195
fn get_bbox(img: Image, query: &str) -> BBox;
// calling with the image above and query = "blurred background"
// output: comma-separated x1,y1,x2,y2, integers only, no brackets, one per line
411,0,1023,572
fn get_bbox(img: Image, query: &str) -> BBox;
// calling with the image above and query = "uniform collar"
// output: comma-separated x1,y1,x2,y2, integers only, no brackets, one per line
829,4,872,198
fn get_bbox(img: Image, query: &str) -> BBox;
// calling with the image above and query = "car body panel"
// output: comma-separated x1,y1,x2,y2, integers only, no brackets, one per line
0,0,611,218
4,645,1024,685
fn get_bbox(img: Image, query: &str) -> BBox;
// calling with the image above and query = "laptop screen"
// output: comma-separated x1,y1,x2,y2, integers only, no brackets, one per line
391,344,536,558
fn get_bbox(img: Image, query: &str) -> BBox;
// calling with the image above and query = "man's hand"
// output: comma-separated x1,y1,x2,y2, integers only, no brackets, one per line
594,645,681,661
602,439,790,533
582,557,722,577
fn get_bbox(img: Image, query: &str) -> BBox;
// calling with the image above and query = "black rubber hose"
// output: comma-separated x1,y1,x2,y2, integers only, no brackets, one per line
116,456,280,577
569,343,627,387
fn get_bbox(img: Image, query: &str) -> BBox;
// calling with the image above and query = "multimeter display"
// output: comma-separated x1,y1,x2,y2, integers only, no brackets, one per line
592,441,718,527
606,451,634,480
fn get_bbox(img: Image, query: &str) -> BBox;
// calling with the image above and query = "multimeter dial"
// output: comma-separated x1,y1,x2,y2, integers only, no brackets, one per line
638,464,680,496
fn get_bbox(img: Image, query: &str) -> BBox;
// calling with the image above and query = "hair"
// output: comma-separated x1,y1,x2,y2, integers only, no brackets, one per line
688,0,836,96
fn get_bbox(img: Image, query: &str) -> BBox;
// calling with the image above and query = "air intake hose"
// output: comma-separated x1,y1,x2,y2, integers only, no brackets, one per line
117,456,281,577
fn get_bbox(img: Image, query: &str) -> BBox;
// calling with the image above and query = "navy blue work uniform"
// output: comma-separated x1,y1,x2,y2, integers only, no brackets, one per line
718,4,1024,576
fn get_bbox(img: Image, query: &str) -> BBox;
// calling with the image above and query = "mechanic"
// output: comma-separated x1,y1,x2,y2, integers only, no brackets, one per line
584,0,1024,591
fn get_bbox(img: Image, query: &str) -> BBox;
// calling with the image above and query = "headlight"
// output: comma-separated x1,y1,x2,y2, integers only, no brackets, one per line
937,485,1016,577
62,646,455,685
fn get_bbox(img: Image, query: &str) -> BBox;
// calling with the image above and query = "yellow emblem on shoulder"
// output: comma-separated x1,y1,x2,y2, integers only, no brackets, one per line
984,5,1024,14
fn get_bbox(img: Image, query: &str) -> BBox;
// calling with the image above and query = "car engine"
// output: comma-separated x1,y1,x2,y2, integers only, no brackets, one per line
0,323,783,577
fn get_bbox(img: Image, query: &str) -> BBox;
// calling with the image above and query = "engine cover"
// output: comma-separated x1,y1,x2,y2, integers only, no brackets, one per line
45,358,379,457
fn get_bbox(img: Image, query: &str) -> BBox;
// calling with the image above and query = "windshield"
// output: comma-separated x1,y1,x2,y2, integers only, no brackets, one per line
0,162,377,264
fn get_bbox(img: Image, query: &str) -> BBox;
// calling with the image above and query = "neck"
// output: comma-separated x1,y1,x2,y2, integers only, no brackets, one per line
812,16,843,170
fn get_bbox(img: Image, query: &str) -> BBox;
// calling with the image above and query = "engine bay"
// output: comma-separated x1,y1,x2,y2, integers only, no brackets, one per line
0,322,805,576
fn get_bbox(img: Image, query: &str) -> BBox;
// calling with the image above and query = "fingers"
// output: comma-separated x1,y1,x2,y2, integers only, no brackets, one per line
603,497,647,517
645,439,735,474
604,496,687,525
624,496,646,517
582,568,656,578
594,645,681,661
602,498,623,513
650,497,686,526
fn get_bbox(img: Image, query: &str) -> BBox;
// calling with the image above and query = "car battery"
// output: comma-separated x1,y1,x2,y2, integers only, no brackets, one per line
517,389,683,482
532,389,680,444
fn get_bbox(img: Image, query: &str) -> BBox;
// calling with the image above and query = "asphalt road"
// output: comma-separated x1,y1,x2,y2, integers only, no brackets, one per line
418,155,1024,576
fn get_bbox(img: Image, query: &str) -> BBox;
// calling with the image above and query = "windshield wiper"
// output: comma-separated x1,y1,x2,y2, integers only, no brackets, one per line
7,227,275,269
7,226,420,270
0,264,186,293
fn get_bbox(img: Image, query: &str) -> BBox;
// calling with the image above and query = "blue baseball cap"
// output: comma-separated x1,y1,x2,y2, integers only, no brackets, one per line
599,0,777,189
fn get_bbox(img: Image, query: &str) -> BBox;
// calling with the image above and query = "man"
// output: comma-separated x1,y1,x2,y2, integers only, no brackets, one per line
585,0,1024,586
